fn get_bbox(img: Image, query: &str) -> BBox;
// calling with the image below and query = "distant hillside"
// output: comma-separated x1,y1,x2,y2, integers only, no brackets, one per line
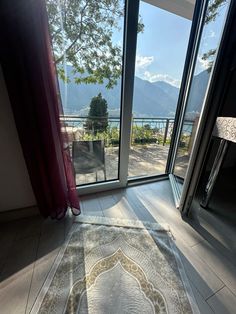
186,70,210,118
132,77,178,117
58,66,209,118
153,81,179,103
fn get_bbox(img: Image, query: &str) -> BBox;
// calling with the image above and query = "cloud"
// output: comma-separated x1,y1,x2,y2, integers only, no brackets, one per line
135,55,154,70
197,55,209,70
143,71,181,87
203,30,216,42
134,54,180,87
209,30,216,38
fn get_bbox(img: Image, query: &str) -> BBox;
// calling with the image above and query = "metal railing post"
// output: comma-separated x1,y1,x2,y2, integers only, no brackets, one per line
62,115,178,148
163,119,169,146
130,114,134,145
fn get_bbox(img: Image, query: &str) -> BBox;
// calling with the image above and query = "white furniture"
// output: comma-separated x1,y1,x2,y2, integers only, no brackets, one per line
201,117,236,207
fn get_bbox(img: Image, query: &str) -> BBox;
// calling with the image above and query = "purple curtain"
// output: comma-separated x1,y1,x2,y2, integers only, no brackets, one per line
0,0,80,218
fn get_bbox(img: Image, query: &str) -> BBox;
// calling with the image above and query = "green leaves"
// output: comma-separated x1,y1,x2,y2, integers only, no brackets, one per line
201,48,217,72
205,0,227,24
46,0,144,88
86,93,109,134
46,0,124,88
202,0,227,72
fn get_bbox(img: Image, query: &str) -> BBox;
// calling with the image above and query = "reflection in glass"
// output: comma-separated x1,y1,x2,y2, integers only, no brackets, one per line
128,0,192,178
46,0,125,185
174,0,230,179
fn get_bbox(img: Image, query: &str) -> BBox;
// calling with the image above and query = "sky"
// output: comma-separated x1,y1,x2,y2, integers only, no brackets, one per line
134,2,192,87
194,1,229,75
56,0,229,94
113,0,229,88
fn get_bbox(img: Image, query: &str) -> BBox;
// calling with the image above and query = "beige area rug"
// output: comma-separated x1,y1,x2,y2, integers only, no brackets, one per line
30,216,199,314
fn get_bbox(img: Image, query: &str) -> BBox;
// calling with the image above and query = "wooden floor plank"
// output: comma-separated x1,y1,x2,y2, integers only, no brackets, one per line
175,236,224,300
0,234,38,314
26,219,65,313
0,221,19,275
80,194,104,217
111,190,137,220
0,180,235,314
192,240,236,296
134,185,204,246
123,187,157,222
98,190,136,220
207,286,236,314
190,281,214,314
98,194,121,218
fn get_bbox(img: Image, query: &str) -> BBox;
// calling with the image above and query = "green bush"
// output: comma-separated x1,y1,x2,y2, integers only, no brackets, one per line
79,124,168,147
80,126,120,146
132,125,158,143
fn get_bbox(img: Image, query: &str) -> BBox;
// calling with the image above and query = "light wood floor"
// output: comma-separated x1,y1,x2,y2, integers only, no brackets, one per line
0,180,235,313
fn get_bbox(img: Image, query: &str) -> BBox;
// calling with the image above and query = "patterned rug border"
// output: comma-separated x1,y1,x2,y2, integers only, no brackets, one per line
74,214,170,231
30,223,78,314
30,216,199,314
169,240,200,314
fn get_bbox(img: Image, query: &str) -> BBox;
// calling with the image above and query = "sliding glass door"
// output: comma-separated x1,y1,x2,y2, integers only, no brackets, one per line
46,0,125,187
168,0,231,207
46,0,231,196
46,0,197,192
127,0,194,179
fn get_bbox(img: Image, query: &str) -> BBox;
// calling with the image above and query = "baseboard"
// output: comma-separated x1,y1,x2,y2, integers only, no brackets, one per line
0,205,39,223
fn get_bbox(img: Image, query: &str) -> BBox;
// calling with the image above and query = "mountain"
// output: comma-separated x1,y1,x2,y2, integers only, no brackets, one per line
132,77,179,117
186,70,210,117
58,65,209,118
153,81,179,102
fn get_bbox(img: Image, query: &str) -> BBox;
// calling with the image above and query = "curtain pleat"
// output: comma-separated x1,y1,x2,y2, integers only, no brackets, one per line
0,0,80,218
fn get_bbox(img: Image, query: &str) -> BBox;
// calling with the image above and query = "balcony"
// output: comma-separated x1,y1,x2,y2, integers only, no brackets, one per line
61,116,194,185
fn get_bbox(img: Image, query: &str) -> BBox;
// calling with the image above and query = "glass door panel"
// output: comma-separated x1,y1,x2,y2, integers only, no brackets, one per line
173,0,231,183
46,0,125,186
128,0,193,179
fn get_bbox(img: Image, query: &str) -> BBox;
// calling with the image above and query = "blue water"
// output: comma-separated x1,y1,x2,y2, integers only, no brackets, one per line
64,118,193,135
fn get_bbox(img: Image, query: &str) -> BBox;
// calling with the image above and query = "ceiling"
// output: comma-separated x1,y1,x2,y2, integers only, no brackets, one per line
143,0,196,20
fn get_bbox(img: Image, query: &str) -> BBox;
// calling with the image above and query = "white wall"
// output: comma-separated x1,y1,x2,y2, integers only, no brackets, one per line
0,66,36,212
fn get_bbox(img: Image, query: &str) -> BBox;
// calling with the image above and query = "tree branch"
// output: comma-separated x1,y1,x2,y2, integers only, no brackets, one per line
55,1,89,64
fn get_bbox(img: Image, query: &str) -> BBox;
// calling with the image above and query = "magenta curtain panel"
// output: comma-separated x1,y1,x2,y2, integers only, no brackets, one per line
0,0,80,218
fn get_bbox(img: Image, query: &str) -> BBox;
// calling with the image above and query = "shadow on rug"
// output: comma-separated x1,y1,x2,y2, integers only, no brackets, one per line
31,216,199,314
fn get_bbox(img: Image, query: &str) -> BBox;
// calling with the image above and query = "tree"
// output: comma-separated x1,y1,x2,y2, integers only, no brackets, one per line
201,0,227,71
201,49,217,72
46,0,144,88
205,0,227,24
86,93,108,134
